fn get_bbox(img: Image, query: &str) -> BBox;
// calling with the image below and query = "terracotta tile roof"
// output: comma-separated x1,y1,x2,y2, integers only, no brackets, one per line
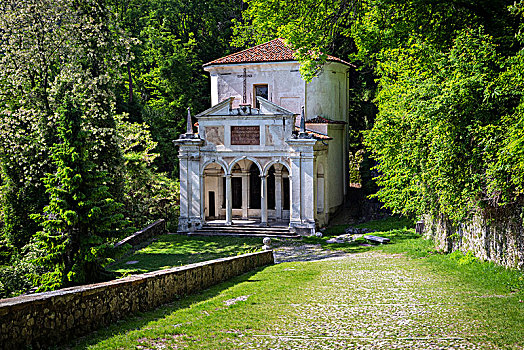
204,38,354,67
306,116,347,125
294,126,332,140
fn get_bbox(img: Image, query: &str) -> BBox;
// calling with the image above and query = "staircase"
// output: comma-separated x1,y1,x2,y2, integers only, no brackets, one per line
190,220,300,238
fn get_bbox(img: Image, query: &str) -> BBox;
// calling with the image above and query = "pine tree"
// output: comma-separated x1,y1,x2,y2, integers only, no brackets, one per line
33,98,125,290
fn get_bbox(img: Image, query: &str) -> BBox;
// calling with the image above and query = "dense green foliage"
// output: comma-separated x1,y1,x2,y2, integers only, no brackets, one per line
0,0,132,293
31,99,126,290
117,115,180,231
111,0,244,173
238,0,524,220
365,10,524,220
0,0,243,296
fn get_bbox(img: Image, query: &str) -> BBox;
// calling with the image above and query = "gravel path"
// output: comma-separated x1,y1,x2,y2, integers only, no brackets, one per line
234,251,501,349
79,244,521,349
272,241,350,263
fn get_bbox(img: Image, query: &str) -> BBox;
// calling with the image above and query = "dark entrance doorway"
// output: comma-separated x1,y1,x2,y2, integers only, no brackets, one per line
283,177,290,210
268,166,275,209
232,177,242,209
208,191,215,217
222,177,243,210
249,163,261,209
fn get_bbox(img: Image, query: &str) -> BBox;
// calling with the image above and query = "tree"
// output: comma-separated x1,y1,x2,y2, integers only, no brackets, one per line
0,0,130,250
110,0,245,174
116,114,180,231
236,0,523,219
32,99,125,290
365,29,511,220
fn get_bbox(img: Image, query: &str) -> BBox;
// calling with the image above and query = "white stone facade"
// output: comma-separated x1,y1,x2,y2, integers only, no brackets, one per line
176,50,352,235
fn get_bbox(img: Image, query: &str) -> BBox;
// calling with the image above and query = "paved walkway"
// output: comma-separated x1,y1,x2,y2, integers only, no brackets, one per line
272,241,350,263
81,245,522,349
232,251,511,349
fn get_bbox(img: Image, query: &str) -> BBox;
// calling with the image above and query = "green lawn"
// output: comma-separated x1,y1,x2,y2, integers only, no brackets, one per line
307,216,524,298
302,215,419,254
67,217,524,349
109,234,263,275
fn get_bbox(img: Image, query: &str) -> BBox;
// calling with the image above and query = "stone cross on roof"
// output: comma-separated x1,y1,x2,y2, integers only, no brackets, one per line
237,68,252,104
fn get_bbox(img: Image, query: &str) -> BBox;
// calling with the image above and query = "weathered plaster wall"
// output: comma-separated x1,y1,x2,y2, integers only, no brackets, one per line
424,207,524,270
205,61,350,124
306,62,349,123
326,125,345,214
206,62,304,112
0,251,274,349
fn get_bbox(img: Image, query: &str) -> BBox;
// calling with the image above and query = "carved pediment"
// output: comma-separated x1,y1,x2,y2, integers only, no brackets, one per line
196,97,234,117
257,97,295,116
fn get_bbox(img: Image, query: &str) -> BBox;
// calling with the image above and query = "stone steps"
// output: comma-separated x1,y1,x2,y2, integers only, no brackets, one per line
190,224,300,239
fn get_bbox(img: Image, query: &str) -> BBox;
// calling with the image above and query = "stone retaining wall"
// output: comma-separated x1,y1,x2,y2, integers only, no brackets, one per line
0,250,274,349
424,207,523,270
115,219,166,248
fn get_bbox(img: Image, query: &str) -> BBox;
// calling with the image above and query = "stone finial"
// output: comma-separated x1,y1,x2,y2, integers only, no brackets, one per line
185,106,193,136
298,105,310,138
300,106,306,131
262,237,272,250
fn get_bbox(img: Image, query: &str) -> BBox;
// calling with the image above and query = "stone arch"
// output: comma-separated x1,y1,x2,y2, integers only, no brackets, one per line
201,158,228,175
201,159,227,220
263,159,291,176
229,156,262,174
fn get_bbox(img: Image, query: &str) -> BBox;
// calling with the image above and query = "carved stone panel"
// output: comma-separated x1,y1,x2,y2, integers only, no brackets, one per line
266,125,283,146
205,126,224,145
265,125,274,146
231,126,260,145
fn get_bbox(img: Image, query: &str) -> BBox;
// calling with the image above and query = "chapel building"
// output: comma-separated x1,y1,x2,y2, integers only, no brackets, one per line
176,38,354,235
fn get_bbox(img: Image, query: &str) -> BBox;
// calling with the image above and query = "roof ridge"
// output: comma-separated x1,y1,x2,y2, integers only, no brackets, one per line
203,38,354,67
306,115,347,124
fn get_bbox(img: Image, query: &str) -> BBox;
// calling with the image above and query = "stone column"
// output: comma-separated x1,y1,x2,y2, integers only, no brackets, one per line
301,153,315,226
241,170,249,219
200,174,205,224
174,137,203,232
286,137,317,235
225,174,232,225
189,157,202,229
274,167,283,220
178,154,189,231
289,155,302,227
260,174,268,226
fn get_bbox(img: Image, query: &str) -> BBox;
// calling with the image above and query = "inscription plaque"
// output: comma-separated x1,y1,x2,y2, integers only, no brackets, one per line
231,126,260,145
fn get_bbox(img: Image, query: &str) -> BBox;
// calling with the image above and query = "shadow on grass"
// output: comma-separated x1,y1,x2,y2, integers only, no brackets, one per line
109,234,263,274
64,268,265,350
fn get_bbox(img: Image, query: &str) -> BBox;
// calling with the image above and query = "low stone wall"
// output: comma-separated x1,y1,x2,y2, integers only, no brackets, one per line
115,219,166,248
0,250,274,349
424,207,524,270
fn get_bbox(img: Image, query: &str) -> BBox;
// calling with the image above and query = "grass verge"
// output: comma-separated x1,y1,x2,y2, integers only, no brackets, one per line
306,215,524,299
109,234,263,275
66,229,524,349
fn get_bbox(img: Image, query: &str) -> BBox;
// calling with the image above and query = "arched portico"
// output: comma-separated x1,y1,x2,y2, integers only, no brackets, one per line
263,161,291,221
200,156,291,226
